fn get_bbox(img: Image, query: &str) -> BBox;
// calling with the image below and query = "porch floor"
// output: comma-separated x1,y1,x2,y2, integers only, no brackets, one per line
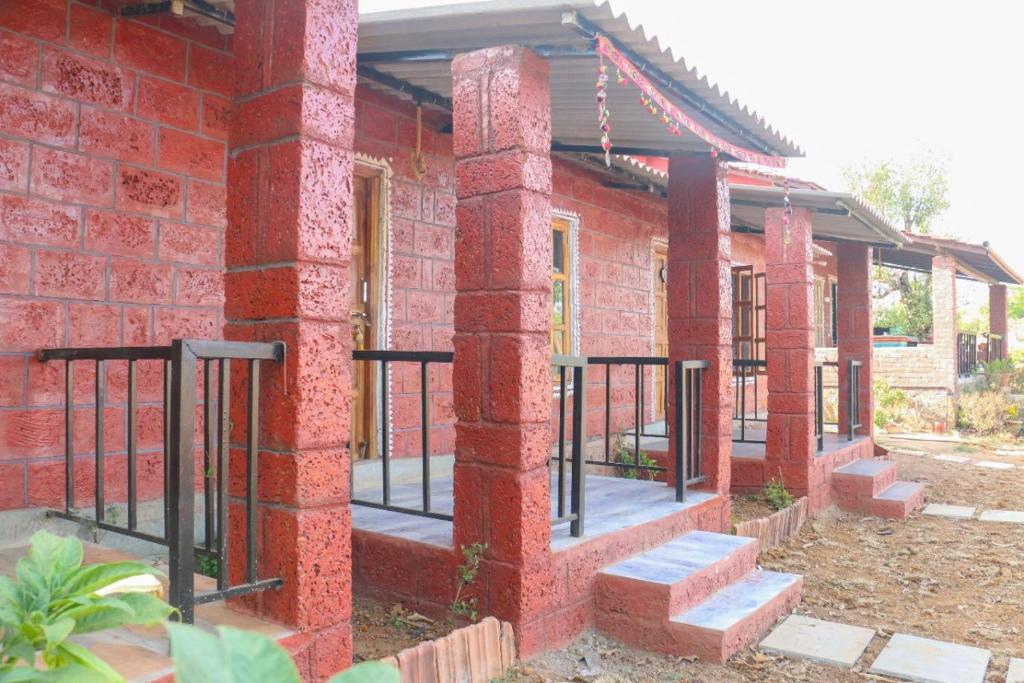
351,456,716,551
622,422,864,459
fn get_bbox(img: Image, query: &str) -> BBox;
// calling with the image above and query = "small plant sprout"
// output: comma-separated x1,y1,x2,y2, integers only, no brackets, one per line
450,543,487,622
764,475,793,511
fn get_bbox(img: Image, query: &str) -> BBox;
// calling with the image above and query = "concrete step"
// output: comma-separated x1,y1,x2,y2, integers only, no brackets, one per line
669,569,804,663
596,531,758,625
833,458,898,499
870,481,927,520
595,531,801,663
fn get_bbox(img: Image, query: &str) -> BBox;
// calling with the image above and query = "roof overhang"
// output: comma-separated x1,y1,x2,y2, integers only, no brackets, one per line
728,185,907,248
358,0,800,162
877,233,1023,285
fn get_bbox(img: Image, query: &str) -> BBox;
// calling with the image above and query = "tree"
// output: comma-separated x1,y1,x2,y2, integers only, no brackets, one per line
845,158,951,338
1009,286,1024,320
843,158,950,234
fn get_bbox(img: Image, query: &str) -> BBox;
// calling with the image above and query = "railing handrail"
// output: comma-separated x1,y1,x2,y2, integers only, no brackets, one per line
350,349,454,523
586,355,668,366
551,356,587,537
732,358,767,368
38,339,285,624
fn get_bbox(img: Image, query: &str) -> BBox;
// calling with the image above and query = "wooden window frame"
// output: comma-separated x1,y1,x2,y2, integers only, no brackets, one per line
552,217,572,364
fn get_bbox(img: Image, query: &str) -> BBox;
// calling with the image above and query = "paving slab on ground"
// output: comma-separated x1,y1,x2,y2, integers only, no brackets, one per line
974,460,1015,470
868,633,990,683
978,510,1024,524
1008,658,1024,683
891,448,928,457
922,504,976,520
996,449,1024,456
759,615,875,668
933,454,971,464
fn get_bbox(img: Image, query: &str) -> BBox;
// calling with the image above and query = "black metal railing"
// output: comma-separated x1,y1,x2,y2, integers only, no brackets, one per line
847,360,863,441
350,350,454,522
821,360,839,427
958,332,979,376
987,334,1003,362
673,360,709,501
38,339,285,624
814,362,824,452
587,356,670,478
732,359,767,443
551,355,587,537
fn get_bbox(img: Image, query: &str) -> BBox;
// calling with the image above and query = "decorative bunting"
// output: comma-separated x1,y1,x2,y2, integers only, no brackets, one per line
595,34,786,168
595,55,612,165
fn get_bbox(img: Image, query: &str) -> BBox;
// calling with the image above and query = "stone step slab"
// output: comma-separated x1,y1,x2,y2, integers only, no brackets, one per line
868,633,990,683
668,569,803,664
596,530,758,626
833,459,898,498
922,504,976,520
978,510,1024,524
1007,657,1024,683
869,481,927,520
759,614,875,668
975,461,1015,470
933,454,970,464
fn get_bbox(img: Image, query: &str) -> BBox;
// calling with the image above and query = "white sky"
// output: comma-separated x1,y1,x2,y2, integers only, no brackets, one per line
361,0,1024,308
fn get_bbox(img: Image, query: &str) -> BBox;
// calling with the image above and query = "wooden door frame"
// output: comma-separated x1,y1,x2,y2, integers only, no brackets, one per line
354,155,393,459
652,238,668,423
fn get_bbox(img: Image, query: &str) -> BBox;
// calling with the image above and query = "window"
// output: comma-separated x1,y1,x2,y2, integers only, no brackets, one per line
552,217,571,359
814,277,827,346
731,266,766,364
830,281,839,345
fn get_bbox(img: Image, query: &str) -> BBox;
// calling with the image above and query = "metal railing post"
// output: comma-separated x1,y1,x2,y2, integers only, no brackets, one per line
167,340,197,623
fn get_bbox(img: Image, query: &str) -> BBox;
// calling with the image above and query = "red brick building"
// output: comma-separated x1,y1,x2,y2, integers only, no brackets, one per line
0,0,933,677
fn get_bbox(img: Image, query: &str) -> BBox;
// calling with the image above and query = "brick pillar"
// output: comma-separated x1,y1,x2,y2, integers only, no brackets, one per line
837,243,874,437
224,0,357,677
765,207,815,495
932,255,958,393
666,156,731,496
451,46,553,656
990,284,1008,360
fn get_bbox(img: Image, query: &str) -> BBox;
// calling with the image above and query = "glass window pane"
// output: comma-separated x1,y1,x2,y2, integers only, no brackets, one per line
552,280,564,325
553,229,564,273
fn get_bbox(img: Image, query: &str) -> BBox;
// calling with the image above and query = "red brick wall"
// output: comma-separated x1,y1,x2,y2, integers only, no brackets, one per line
0,2,231,510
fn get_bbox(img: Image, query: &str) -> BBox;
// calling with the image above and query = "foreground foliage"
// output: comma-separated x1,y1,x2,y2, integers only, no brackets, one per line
167,624,398,683
0,531,173,682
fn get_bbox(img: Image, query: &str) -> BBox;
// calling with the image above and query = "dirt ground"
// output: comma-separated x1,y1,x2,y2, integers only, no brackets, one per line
505,435,1024,682
351,597,457,662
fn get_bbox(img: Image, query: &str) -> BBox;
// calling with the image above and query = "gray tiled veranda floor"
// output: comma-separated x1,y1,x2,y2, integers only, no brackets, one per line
624,421,868,459
351,455,716,551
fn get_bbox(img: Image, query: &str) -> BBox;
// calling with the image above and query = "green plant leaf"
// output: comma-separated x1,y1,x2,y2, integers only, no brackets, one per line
0,663,114,683
327,662,400,683
51,642,123,682
166,623,301,683
40,618,75,648
63,563,163,598
65,592,172,635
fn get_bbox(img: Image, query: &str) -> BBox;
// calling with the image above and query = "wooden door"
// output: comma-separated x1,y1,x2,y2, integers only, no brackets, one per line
351,172,380,460
653,244,668,423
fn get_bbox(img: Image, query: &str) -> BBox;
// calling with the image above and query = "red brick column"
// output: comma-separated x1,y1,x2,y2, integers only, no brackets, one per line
450,46,554,656
666,156,732,496
837,243,874,438
224,0,357,677
990,284,1009,360
765,207,815,494
932,255,958,393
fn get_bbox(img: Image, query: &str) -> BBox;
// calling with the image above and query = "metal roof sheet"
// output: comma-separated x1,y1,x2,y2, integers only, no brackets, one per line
358,0,801,160
879,233,1023,285
728,185,907,248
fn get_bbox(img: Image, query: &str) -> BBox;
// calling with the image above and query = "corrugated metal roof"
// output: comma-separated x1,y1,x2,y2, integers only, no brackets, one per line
879,233,1023,285
358,0,801,160
728,185,907,248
